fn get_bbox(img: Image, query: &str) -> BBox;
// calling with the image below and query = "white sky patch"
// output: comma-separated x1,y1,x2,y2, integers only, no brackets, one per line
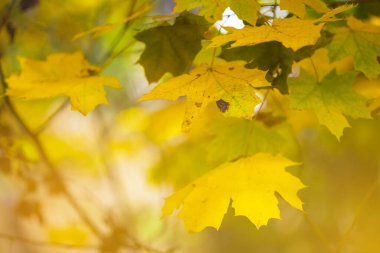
260,6,289,20
215,6,289,32
254,92,267,115
215,7,245,33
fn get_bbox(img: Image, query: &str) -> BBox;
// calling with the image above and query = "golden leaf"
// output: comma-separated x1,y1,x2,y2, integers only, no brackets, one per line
209,18,324,51
140,63,269,130
6,52,121,115
162,153,305,232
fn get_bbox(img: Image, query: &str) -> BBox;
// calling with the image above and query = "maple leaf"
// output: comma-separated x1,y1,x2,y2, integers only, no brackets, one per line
6,52,121,115
172,0,260,24
209,18,324,51
220,41,294,94
327,17,380,79
228,0,261,25
135,11,210,83
281,0,329,18
288,69,371,139
140,63,269,130
162,153,305,232
207,118,300,164
296,48,351,80
316,4,354,23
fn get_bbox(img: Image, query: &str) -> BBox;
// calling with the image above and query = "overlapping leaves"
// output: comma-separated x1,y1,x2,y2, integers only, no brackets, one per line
327,17,380,79
140,63,269,130
288,69,371,139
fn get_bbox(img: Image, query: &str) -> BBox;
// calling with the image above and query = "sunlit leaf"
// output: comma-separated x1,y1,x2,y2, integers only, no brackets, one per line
281,0,329,18
140,63,269,130
163,153,305,232
172,0,260,23
210,18,324,51
6,52,121,115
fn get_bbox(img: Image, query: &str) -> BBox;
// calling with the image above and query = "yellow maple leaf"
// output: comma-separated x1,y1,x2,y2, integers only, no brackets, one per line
162,153,305,232
281,0,329,18
140,63,269,130
317,4,354,23
172,0,260,24
6,52,121,115
209,18,324,51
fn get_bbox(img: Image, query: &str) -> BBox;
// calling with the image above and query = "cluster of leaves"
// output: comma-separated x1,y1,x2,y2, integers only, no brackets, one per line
133,0,380,232
1,0,380,251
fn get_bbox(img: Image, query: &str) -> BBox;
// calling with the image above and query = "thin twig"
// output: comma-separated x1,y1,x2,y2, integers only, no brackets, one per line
0,0,16,32
244,90,270,156
309,58,320,83
303,213,335,252
100,0,138,62
34,99,69,135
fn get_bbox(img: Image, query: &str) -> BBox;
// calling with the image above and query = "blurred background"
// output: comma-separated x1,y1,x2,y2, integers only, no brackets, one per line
0,0,380,252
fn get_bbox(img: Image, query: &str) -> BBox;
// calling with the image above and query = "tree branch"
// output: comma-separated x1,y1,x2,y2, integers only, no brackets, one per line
0,61,105,240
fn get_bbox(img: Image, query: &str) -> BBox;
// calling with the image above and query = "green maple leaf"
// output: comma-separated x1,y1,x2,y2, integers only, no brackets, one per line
327,17,380,79
207,117,300,163
288,69,371,139
220,41,294,94
135,11,210,83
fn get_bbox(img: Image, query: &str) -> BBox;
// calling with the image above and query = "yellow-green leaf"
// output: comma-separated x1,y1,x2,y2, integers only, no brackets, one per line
288,70,371,139
140,63,268,130
327,17,380,79
6,52,121,115
162,153,305,232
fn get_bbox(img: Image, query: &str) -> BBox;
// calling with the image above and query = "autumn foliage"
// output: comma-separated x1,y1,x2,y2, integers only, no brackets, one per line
1,0,380,253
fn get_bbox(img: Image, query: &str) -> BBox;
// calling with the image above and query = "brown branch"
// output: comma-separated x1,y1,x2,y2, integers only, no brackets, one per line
0,3,170,251
0,0,16,32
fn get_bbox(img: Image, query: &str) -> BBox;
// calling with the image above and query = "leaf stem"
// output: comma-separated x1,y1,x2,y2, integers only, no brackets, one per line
244,90,270,156
34,99,69,134
100,0,139,62
309,58,320,83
